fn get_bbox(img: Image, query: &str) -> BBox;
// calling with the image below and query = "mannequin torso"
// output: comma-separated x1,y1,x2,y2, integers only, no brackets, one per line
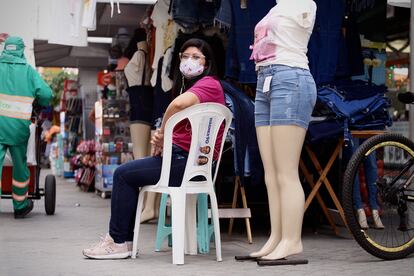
252,0,316,70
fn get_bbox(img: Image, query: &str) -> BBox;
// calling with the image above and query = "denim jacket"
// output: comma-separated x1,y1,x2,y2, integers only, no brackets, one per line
221,81,264,186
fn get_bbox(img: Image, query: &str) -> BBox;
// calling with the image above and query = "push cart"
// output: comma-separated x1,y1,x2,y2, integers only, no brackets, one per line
1,119,56,215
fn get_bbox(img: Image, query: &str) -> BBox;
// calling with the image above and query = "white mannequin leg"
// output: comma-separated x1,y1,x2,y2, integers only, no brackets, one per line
249,126,281,257
130,123,151,159
130,123,159,222
262,125,306,260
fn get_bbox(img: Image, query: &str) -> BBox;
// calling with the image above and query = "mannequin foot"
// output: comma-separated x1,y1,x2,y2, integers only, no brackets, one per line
249,236,280,258
140,209,157,223
260,240,303,260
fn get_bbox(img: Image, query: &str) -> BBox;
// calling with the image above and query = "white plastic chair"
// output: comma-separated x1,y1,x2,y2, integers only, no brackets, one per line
131,103,232,265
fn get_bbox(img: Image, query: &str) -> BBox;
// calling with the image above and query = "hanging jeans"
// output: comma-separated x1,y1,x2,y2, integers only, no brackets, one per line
225,0,274,83
171,0,220,29
109,145,188,243
307,0,345,85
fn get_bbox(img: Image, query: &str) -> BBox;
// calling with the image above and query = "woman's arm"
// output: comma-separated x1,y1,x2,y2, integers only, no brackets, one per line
151,91,200,155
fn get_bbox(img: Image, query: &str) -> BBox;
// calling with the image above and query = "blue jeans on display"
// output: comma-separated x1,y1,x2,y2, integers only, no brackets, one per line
351,138,379,210
225,0,274,83
109,145,188,244
171,0,220,29
307,0,345,85
221,81,264,186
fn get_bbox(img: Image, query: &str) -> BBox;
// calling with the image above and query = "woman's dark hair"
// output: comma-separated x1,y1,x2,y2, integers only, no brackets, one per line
171,38,218,97
124,28,147,60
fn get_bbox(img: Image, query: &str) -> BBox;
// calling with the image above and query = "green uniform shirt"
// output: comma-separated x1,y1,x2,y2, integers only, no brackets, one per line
0,37,52,145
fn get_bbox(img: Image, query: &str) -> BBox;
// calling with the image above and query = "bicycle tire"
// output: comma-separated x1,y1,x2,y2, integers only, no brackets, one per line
343,133,414,260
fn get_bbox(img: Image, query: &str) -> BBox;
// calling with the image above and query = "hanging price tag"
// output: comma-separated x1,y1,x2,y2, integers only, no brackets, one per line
263,76,272,93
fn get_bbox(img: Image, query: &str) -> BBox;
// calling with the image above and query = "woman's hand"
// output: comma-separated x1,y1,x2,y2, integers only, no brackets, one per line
150,129,164,156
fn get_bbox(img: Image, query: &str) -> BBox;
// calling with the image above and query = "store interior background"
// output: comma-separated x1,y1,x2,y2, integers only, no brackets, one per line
0,0,411,234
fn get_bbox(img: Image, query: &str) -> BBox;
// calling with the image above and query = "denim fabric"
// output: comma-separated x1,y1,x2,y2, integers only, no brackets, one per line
325,80,387,101
335,14,364,78
225,0,274,83
109,145,188,243
307,85,392,144
348,138,379,210
152,56,172,129
171,0,220,29
255,65,317,129
307,0,345,85
126,85,154,125
221,80,264,186
214,0,232,28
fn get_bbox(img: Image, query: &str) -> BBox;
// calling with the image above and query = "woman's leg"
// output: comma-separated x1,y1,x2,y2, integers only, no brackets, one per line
109,154,187,243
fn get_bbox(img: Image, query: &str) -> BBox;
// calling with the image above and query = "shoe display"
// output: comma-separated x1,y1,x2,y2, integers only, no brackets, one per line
372,209,385,229
83,233,131,259
357,208,369,229
14,199,34,219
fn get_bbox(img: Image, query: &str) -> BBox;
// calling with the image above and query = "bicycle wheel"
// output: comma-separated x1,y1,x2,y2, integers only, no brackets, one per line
343,133,414,260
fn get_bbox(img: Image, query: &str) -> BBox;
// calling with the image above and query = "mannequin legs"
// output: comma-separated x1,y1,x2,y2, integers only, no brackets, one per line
250,126,281,257
130,123,151,159
251,125,306,260
130,123,159,222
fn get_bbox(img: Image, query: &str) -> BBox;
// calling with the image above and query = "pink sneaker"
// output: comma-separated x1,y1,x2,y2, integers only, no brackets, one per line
83,233,131,259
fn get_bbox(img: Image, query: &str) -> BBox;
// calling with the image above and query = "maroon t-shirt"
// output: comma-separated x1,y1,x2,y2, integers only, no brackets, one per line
172,76,225,160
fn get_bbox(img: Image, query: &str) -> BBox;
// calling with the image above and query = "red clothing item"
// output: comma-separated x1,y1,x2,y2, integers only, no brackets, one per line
172,76,225,160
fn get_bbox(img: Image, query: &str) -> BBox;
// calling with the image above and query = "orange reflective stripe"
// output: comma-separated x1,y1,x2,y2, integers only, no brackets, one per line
0,109,31,120
12,192,28,201
0,93,34,103
12,179,29,188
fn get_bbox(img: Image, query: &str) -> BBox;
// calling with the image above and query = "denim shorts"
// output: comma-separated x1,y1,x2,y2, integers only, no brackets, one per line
254,64,317,129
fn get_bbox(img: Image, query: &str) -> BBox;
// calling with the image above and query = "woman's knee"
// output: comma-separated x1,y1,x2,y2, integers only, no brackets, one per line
113,165,127,185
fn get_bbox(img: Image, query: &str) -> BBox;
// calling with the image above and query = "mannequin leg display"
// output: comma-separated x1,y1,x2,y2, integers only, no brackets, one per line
129,123,158,223
249,126,282,258
261,125,306,260
130,123,151,159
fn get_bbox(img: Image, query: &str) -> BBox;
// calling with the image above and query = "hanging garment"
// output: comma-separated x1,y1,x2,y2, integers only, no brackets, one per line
225,0,274,83
307,0,345,84
220,81,264,186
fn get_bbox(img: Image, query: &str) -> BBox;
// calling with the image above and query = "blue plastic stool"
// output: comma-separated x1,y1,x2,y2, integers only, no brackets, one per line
155,193,214,253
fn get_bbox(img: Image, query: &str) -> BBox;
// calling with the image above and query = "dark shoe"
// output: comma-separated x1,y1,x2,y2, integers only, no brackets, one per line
14,199,34,219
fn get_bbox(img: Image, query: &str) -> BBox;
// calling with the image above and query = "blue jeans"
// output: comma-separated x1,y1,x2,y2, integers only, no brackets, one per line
352,138,379,210
109,145,188,243
171,0,220,29
225,0,274,83
307,0,345,85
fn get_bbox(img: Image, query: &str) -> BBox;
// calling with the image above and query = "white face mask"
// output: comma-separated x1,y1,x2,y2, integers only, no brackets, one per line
179,58,205,79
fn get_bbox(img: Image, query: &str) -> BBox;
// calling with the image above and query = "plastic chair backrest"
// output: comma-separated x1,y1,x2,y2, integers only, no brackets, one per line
157,103,232,188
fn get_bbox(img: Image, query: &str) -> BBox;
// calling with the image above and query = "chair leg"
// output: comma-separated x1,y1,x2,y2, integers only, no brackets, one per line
185,194,198,255
132,190,146,259
197,193,210,254
209,191,222,262
155,193,172,252
170,191,186,265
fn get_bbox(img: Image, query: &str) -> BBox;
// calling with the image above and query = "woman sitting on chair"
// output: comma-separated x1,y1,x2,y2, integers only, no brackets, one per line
83,38,225,259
